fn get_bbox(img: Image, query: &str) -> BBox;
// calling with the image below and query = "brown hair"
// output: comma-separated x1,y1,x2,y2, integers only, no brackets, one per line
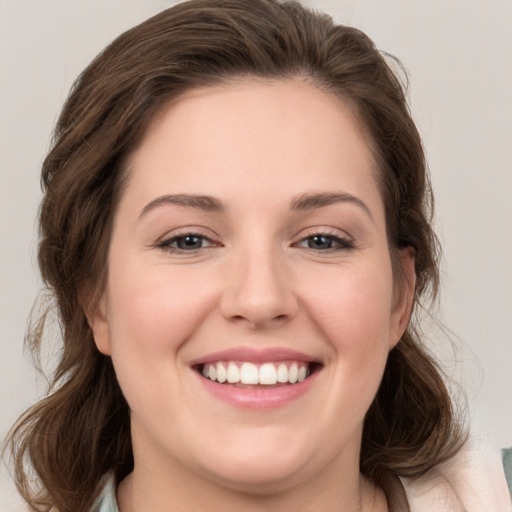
4,1,466,510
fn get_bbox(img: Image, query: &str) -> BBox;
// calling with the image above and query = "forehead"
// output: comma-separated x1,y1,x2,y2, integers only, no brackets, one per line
123,78,382,219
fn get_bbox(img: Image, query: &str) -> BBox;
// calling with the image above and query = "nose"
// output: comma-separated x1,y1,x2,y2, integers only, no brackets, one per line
220,244,298,330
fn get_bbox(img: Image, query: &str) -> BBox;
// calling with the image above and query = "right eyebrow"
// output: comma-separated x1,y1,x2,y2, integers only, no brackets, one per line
290,191,374,223
139,194,224,220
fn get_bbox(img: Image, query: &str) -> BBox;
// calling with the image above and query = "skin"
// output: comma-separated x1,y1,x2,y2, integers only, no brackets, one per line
91,79,415,512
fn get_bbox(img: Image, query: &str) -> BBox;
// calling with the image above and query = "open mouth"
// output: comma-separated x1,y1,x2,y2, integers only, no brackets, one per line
195,361,321,387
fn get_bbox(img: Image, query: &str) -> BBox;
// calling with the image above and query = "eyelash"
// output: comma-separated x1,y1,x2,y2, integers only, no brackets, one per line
156,231,354,254
156,231,218,253
294,232,355,252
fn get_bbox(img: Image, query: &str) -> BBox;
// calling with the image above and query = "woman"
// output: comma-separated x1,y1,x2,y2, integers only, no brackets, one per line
4,1,510,511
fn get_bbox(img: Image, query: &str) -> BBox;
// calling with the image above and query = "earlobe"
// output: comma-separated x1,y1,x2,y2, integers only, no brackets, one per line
90,306,112,356
390,246,416,349
80,289,112,356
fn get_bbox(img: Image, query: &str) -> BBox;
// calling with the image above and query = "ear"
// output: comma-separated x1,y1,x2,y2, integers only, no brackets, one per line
389,246,416,350
80,288,112,356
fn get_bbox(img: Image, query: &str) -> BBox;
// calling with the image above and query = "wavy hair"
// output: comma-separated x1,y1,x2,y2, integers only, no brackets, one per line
4,1,466,510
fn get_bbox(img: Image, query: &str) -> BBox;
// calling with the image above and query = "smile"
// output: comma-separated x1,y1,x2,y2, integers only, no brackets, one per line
200,361,312,386
190,348,322,408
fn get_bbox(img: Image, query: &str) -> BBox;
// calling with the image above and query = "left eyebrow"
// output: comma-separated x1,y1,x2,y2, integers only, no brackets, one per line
139,194,224,220
290,192,374,222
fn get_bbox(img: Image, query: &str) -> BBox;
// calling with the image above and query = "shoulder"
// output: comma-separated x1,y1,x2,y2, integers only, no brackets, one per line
401,442,511,512
89,473,119,512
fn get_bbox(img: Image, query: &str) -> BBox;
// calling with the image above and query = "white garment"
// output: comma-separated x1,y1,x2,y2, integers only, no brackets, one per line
402,443,511,512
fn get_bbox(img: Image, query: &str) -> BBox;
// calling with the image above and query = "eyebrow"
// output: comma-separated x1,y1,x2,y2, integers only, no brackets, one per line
139,194,224,219
290,192,374,221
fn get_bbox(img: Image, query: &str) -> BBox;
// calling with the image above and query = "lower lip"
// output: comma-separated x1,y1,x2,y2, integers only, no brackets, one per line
194,369,320,409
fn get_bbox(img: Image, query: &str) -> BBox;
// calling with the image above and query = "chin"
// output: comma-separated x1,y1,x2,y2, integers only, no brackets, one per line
191,433,320,495
203,458,309,495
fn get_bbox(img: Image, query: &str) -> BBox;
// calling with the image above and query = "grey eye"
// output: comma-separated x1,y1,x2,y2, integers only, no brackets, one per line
296,233,354,252
158,233,217,252
175,235,205,250
307,235,335,250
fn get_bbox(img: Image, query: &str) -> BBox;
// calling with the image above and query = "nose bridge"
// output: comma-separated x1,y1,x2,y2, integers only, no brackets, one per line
221,236,297,328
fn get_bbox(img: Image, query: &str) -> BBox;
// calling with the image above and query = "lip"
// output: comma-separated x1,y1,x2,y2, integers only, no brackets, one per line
190,347,322,409
194,368,320,409
189,347,321,366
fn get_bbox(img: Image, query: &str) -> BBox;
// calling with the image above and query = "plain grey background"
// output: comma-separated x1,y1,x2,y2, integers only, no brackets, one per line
1,0,511,507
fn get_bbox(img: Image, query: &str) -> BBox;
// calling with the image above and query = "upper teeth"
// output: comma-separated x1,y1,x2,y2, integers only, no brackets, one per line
201,361,309,385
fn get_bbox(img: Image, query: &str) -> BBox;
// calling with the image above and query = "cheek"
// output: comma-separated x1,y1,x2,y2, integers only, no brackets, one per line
301,262,395,356
103,262,220,427
292,261,395,444
106,264,215,356
299,259,395,410
103,263,220,418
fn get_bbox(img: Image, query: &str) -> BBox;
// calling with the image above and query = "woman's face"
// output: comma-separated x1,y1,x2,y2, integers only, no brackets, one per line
92,79,414,494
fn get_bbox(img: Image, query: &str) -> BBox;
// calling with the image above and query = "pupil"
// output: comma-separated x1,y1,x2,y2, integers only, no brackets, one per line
309,235,332,249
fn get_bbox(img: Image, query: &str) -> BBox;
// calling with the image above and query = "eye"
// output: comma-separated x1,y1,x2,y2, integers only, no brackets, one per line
296,233,354,252
157,232,218,252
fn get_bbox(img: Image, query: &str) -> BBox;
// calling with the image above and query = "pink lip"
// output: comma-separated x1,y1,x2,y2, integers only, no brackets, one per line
189,347,320,366
194,368,320,409
189,347,322,409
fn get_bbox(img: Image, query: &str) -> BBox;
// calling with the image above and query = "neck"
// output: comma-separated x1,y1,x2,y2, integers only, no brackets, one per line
117,455,387,512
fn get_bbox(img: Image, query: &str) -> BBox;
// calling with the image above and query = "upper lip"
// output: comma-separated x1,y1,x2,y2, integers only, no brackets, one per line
189,347,322,366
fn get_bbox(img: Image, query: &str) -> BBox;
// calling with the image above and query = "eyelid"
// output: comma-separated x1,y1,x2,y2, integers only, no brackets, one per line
292,227,356,251
155,227,222,252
